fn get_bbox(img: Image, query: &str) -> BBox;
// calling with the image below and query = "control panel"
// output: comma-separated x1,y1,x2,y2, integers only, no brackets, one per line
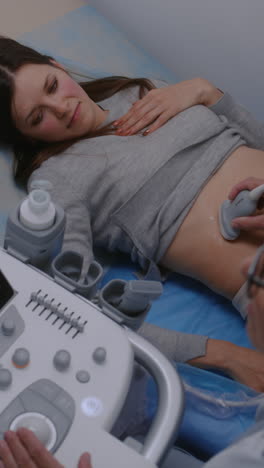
0,249,183,467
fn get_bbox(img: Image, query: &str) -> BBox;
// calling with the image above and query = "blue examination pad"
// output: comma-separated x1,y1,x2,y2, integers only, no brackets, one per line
0,4,253,460
147,362,261,460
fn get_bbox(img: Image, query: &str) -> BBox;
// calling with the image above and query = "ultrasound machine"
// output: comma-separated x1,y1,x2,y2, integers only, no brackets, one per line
0,188,184,467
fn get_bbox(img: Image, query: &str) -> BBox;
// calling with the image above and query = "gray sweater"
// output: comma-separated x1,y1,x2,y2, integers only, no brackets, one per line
28,86,264,363
28,84,245,277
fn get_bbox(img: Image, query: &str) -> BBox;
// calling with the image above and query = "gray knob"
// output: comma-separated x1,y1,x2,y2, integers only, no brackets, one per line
0,368,12,389
1,318,16,336
12,348,30,368
76,370,90,383
92,347,107,364
53,350,71,371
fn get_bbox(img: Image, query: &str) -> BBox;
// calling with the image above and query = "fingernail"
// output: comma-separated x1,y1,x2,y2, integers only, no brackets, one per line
143,129,150,136
113,121,119,127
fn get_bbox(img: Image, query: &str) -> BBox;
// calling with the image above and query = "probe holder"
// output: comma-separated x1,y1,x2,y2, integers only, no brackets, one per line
99,279,163,330
51,250,103,299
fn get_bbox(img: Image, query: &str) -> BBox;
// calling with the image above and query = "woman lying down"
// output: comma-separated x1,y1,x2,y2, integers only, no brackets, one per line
1,36,264,392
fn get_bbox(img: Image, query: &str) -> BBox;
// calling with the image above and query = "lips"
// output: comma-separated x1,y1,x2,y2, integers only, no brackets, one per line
68,102,80,128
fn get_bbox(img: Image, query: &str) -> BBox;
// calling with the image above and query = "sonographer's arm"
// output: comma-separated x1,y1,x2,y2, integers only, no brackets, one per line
0,429,92,468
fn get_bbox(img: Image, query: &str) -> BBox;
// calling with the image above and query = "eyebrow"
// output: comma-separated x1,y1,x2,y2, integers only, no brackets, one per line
25,73,52,123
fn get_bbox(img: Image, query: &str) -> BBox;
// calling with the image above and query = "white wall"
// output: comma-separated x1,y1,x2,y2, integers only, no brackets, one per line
92,0,264,120
0,0,87,37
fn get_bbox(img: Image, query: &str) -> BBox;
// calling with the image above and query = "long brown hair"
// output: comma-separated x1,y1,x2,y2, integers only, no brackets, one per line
0,36,155,186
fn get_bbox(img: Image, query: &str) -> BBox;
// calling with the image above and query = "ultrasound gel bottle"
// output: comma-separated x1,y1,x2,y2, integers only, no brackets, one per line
4,185,66,271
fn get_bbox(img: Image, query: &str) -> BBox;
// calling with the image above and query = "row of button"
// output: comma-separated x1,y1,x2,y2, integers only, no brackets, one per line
53,348,107,370
0,346,107,389
0,367,90,389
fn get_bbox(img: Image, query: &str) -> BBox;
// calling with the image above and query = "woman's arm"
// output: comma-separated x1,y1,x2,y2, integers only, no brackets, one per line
114,78,214,136
60,199,94,277
115,76,264,150
188,338,264,393
139,322,264,393
170,78,264,152
30,165,95,278
208,88,264,150
138,322,208,362
199,78,264,149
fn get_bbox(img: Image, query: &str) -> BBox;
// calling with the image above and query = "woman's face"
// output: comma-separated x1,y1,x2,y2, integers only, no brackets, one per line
11,62,107,142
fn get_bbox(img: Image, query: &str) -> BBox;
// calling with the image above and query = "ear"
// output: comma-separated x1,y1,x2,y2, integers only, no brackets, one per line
50,59,66,71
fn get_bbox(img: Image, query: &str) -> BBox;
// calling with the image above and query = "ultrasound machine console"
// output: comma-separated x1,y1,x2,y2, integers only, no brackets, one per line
0,189,184,467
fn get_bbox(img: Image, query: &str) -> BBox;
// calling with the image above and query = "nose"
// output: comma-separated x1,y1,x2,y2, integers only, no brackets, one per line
54,101,69,119
46,96,70,119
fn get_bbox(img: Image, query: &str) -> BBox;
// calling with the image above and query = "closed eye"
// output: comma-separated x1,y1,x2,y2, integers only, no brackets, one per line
48,78,58,94
31,78,58,126
29,74,59,127
32,111,43,126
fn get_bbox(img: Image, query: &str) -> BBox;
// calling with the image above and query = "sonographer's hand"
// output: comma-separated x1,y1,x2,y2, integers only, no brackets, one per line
228,177,264,231
113,78,223,136
0,429,92,468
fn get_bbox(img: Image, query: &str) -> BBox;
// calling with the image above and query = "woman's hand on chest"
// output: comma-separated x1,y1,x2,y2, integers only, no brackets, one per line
113,78,223,137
